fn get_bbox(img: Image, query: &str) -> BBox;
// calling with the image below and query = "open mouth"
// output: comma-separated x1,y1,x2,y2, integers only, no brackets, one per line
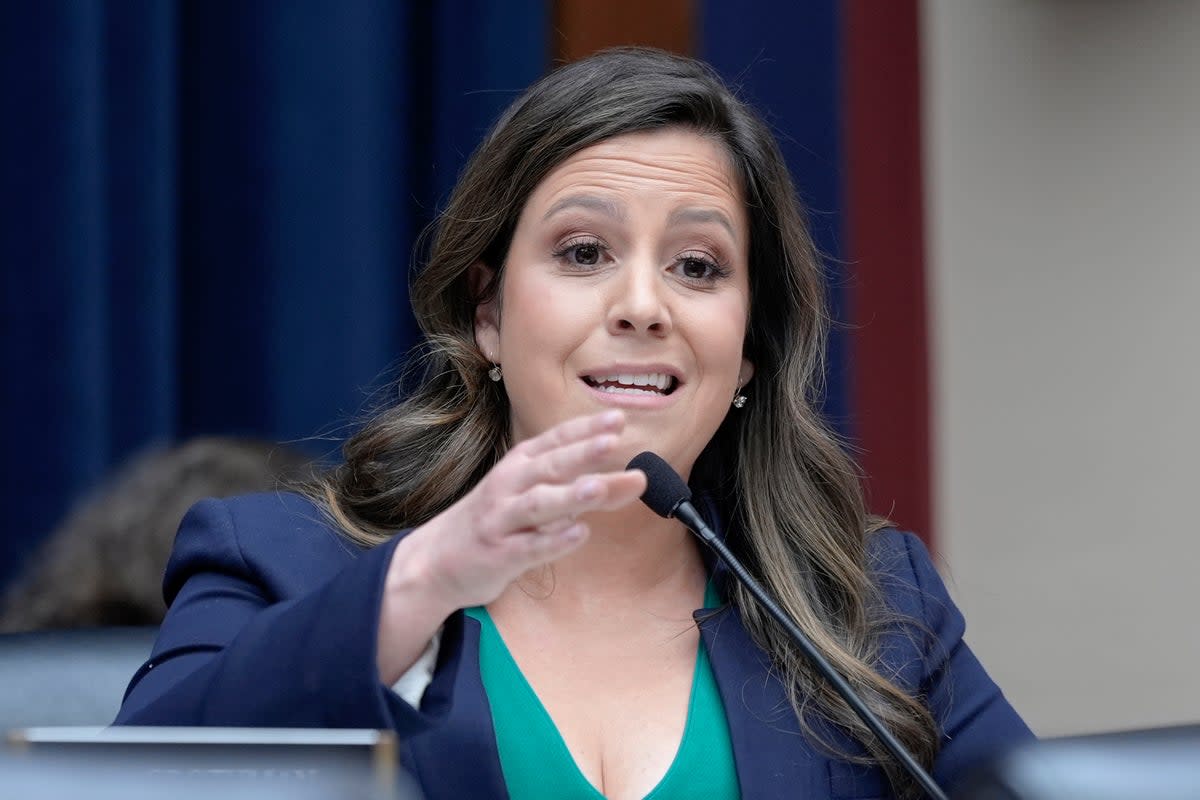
581,372,678,396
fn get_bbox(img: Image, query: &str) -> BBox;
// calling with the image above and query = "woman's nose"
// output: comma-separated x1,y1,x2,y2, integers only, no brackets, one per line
606,260,672,336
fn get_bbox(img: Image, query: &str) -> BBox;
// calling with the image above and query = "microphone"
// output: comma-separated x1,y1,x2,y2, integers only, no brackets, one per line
627,451,949,800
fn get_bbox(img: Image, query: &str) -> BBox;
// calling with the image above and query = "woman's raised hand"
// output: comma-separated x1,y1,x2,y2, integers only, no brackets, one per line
376,410,647,683
413,409,646,607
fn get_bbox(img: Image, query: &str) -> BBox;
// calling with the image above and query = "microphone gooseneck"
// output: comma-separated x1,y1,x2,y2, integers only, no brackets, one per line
627,451,949,800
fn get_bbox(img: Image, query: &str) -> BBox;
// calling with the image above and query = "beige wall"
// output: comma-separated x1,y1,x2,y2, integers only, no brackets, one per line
923,0,1200,736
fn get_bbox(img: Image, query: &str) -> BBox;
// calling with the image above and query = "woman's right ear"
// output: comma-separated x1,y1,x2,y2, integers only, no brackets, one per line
469,261,500,357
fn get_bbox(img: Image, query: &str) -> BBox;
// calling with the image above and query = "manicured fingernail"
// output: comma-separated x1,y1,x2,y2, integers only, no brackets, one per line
576,479,602,500
561,523,586,542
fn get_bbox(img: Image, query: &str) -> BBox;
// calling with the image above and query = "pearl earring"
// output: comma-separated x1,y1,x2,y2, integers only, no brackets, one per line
488,364,503,382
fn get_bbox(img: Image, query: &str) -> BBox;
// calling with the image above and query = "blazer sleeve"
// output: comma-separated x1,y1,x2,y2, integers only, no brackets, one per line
114,497,463,735
876,531,1034,790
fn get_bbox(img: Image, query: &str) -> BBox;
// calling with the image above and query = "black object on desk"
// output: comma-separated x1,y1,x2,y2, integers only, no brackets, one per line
954,724,1200,800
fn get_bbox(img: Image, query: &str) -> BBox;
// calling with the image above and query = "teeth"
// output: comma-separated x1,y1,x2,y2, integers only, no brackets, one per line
587,372,674,392
596,385,660,395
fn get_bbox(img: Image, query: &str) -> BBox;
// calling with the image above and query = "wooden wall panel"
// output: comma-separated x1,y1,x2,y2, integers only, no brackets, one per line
553,0,694,61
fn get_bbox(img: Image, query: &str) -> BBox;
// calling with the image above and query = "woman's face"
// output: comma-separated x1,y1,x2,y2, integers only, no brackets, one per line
475,128,754,478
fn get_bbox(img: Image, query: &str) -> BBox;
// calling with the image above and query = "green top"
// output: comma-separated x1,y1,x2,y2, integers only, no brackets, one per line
464,583,740,799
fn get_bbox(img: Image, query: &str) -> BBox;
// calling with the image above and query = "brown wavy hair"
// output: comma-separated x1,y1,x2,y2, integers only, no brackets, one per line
309,47,937,796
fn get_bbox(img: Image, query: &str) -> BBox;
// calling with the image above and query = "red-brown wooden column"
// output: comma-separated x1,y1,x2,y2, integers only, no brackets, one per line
843,0,934,548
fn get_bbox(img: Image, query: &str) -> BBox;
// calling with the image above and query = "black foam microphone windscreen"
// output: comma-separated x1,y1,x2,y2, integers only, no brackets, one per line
627,451,690,519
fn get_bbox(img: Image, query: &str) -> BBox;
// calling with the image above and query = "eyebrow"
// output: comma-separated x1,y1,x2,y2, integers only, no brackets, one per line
542,194,626,222
542,195,740,243
668,207,739,243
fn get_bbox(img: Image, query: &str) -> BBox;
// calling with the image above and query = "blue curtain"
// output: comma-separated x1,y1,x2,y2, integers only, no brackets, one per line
699,0,852,435
0,0,547,586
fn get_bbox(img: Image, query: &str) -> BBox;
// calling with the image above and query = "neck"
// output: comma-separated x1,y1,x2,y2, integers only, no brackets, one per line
516,502,707,608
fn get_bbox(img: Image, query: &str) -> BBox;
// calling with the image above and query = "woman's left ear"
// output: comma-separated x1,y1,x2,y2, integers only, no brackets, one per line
469,260,500,357
738,359,755,388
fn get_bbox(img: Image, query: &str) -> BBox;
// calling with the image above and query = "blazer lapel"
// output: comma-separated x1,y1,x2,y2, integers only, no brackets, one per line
699,606,830,799
405,615,509,800
692,494,831,799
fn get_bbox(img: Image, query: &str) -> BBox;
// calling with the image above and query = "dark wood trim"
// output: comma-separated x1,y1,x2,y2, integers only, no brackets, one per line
552,0,694,62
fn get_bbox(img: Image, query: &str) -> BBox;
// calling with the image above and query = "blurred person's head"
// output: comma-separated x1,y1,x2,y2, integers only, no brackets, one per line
0,438,311,631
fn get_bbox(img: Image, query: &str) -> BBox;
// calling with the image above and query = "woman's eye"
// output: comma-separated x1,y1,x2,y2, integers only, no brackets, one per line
554,238,608,268
680,257,713,280
571,243,601,266
678,255,730,283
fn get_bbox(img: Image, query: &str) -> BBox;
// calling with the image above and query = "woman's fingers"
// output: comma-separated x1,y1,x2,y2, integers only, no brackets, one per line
493,468,648,532
508,520,590,567
515,410,625,460
508,431,621,492
591,468,647,509
413,411,653,608
498,469,647,568
535,515,579,537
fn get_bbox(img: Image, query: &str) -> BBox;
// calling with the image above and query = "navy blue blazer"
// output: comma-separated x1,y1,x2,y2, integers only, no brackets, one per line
116,492,1032,799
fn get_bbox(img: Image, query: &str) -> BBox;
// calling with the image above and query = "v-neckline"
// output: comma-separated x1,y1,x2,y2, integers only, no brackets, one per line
467,605,707,799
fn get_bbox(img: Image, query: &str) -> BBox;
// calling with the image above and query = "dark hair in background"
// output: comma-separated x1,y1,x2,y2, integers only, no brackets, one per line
307,47,936,796
0,438,311,632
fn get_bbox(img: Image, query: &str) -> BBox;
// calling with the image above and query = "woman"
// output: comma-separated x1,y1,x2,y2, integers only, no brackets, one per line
117,48,1031,799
